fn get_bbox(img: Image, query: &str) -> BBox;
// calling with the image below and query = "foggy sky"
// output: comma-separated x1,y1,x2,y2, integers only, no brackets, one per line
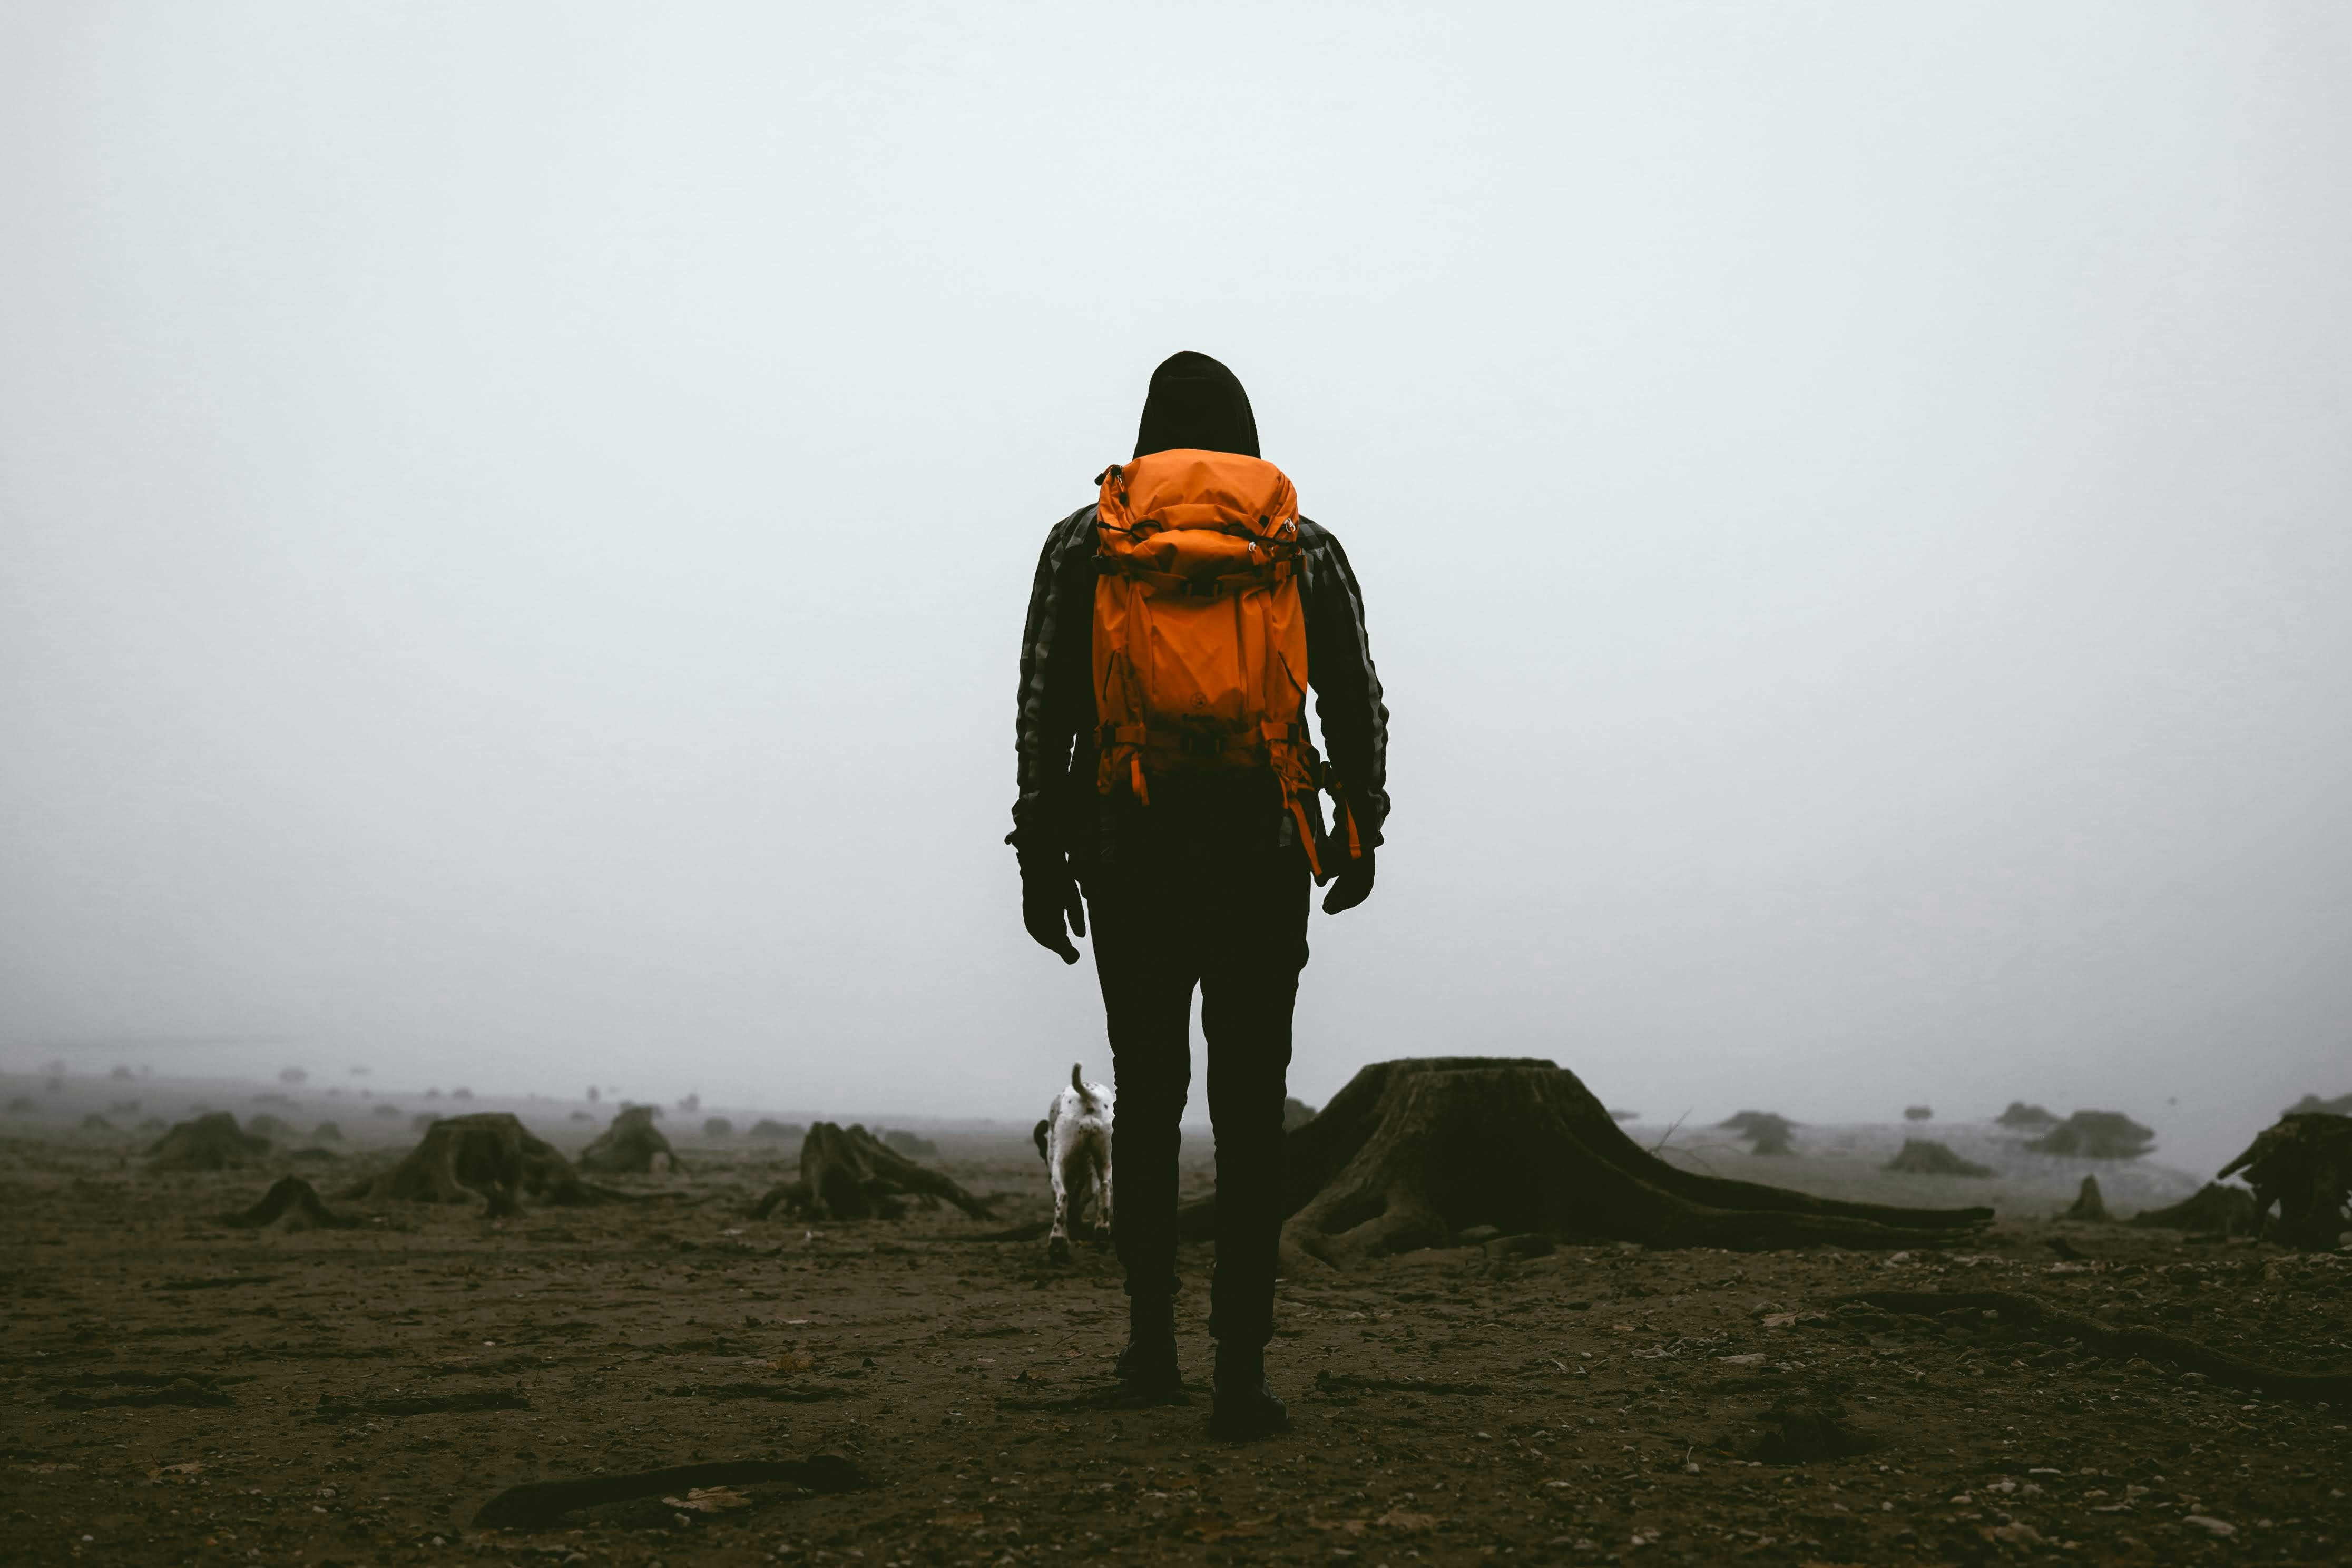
4,4,2348,1177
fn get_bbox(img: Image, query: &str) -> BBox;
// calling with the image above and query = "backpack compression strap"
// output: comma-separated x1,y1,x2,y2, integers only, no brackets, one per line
1094,720,1349,880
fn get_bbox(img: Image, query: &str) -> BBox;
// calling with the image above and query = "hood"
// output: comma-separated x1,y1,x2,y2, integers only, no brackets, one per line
1133,350,1259,459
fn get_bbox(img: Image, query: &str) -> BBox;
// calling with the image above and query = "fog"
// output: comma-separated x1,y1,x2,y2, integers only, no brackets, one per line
4,4,2347,1178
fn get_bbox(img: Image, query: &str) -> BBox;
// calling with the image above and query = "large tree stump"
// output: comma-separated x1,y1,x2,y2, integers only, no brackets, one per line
752,1122,995,1222
1194,1060,1991,1269
341,1113,621,1218
2218,1112,2351,1250
578,1105,681,1175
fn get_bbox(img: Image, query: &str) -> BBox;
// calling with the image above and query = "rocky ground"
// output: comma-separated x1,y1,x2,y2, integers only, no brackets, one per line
4,1110,2349,1568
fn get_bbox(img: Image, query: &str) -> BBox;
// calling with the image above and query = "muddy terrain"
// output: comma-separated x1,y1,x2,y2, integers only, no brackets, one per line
5,1109,2349,1567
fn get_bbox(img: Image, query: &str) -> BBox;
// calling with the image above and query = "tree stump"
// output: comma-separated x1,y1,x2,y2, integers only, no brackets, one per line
2030,1111,2153,1160
752,1123,995,1222
145,1112,272,1172
2218,1112,2351,1250
221,1175,357,1231
2062,1174,2112,1223
1193,1060,1990,1269
1720,1110,1798,1157
578,1106,681,1175
341,1112,619,1218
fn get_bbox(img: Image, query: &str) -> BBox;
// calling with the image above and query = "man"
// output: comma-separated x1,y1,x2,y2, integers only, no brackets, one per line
1008,351,1389,1439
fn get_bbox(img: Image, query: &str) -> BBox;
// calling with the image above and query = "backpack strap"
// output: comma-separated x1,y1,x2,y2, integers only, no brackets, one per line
1093,554,1293,600
1094,720,1335,875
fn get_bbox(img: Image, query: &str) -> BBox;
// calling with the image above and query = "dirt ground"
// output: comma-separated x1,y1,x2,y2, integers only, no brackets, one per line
5,1113,2349,1568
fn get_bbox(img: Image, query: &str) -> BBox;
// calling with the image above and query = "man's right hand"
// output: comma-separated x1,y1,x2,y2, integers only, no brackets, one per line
1019,850,1086,964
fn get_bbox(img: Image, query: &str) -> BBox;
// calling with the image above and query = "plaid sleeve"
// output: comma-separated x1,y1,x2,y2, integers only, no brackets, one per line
1297,520,1391,848
1008,506,1100,855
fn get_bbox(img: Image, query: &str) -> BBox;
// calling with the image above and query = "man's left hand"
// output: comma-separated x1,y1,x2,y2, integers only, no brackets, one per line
1321,846,1376,915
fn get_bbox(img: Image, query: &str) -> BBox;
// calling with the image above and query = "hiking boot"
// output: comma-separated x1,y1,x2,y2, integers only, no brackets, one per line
1208,1343,1289,1440
1114,1295,1181,1397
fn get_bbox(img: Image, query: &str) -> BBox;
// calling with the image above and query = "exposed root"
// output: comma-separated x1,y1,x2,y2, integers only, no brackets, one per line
2130,1182,2259,1236
1839,1290,2352,1404
472,1455,868,1530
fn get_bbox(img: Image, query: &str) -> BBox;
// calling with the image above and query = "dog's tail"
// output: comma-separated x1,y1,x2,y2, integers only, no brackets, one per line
1071,1061,1093,1106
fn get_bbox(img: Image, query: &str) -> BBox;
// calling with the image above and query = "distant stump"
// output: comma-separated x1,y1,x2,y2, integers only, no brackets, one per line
146,1112,272,1172
579,1106,681,1175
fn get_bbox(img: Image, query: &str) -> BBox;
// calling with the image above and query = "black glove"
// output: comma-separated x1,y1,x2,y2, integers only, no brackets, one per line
1321,845,1376,915
1019,850,1087,964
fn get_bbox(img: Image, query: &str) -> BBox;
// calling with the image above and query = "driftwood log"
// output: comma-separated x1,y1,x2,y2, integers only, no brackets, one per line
341,1113,624,1218
578,1105,681,1175
2219,1112,2351,1250
1181,1059,1991,1269
753,1122,994,1222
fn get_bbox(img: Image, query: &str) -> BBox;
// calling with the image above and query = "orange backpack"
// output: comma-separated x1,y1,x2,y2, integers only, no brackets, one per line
1089,449,1360,877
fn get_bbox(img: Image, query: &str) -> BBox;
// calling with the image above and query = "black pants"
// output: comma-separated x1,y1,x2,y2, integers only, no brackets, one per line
1083,832,1310,1349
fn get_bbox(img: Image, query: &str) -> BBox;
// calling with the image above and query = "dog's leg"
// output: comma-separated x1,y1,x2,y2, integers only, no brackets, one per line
1092,1141,1114,1248
1046,1156,1073,1265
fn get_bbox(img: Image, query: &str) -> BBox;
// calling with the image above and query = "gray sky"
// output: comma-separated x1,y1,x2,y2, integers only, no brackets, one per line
4,4,2348,1175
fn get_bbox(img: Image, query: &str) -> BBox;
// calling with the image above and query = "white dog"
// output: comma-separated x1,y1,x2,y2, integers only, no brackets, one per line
1033,1062,1113,1264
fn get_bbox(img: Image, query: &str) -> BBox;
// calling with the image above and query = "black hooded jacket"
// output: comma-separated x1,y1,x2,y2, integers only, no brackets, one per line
1010,353,1390,864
